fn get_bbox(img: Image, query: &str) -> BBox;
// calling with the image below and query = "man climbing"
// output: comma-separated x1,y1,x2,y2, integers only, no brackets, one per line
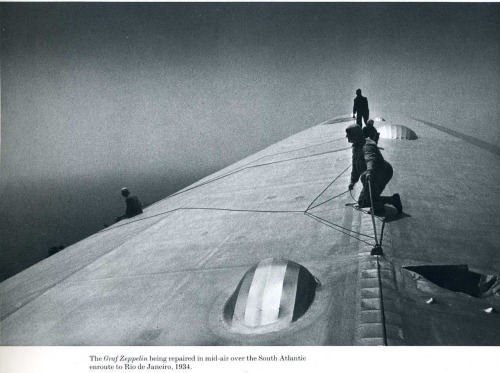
362,119,380,144
352,89,369,126
116,187,143,222
346,124,402,215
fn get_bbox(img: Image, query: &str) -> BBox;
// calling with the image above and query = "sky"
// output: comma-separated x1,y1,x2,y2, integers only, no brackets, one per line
0,3,499,280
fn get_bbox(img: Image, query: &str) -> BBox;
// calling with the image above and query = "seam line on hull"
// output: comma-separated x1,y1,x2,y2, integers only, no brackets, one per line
410,117,500,157
101,207,306,232
377,257,388,346
153,143,350,204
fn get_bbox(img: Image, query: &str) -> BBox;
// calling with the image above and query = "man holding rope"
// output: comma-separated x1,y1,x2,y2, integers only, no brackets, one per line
346,124,402,216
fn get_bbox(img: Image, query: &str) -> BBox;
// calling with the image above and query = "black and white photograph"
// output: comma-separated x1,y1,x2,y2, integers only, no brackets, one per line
0,1,499,371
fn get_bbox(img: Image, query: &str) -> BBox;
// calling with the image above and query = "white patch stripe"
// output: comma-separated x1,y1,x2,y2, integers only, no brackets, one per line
244,258,274,327
260,261,288,325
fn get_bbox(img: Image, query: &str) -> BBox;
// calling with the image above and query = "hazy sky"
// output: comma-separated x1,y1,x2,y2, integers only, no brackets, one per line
2,3,498,182
0,3,499,280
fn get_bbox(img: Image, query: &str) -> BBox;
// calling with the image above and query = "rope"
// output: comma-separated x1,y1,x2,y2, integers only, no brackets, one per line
379,221,386,247
304,211,375,245
349,182,387,250
308,190,349,210
151,143,350,206
306,164,351,211
181,207,304,214
103,208,181,231
105,140,364,245
305,211,376,240
349,189,358,203
251,148,351,170
367,179,380,247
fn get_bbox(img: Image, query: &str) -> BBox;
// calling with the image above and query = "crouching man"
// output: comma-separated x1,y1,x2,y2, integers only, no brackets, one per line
116,187,143,222
346,124,402,216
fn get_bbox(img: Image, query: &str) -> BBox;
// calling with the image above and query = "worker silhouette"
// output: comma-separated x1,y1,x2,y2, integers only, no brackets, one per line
352,89,369,126
362,119,380,144
116,187,143,222
346,124,402,216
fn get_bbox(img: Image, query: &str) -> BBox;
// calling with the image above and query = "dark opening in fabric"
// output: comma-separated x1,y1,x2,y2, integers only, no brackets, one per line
405,264,499,298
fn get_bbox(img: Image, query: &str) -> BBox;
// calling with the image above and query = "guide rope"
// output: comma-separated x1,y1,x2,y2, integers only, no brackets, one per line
307,190,350,211
367,179,380,248
304,212,374,246
306,164,351,211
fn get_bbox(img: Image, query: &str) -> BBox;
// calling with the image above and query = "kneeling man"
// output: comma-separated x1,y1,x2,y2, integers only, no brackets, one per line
346,124,402,215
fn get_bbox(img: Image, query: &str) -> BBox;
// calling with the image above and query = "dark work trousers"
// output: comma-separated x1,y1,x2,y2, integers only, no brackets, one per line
356,112,369,126
358,163,393,211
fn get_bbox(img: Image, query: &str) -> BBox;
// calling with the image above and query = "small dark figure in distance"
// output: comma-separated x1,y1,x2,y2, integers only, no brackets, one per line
362,119,380,144
346,124,402,216
352,89,369,126
116,187,143,222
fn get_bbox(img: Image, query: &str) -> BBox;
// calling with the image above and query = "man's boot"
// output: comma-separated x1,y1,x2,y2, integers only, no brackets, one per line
392,194,403,214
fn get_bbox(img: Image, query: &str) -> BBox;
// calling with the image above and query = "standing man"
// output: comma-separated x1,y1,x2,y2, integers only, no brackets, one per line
116,187,143,222
346,124,402,216
352,89,369,126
